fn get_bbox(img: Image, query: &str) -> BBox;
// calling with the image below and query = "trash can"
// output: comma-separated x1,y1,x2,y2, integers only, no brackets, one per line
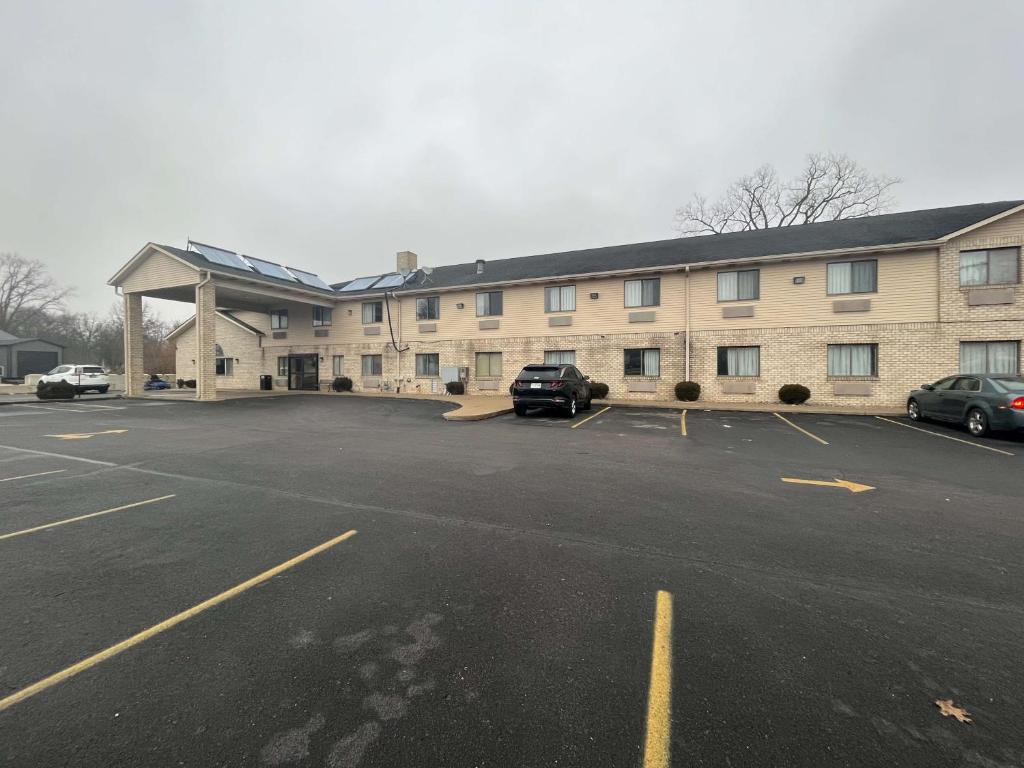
260,374,273,391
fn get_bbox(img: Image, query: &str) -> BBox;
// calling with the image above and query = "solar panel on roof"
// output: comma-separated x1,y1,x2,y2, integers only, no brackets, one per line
287,268,334,291
373,274,407,289
243,255,297,282
338,276,380,291
188,242,253,272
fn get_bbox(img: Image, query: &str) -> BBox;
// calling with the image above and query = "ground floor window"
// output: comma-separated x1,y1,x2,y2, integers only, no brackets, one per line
827,343,877,377
277,356,288,376
332,355,344,376
544,350,576,365
717,346,760,376
959,341,1019,374
215,358,233,376
624,348,660,376
416,353,439,377
361,354,382,376
475,352,502,377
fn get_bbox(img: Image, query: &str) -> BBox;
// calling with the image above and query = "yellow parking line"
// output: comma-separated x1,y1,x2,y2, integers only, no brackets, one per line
874,416,1015,456
0,495,176,541
0,469,66,483
571,405,611,429
643,590,674,768
680,409,687,437
0,529,358,712
773,412,829,445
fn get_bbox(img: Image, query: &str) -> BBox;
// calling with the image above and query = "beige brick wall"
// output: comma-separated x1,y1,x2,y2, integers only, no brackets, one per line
175,313,265,391
940,209,1024,323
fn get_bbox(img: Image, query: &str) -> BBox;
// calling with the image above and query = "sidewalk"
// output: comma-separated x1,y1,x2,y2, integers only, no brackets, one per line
596,398,904,416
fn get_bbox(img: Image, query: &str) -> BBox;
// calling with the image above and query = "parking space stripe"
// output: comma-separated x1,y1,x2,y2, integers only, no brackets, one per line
0,444,118,466
642,590,674,768
14,404,94,413
773,413,829,445
0,469,66,483
0,529,358,713
570,405,611,429
0,495,176,541
680,409,687,437
874,416,1015,456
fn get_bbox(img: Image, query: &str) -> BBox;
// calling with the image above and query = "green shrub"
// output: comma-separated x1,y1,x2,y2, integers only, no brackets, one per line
445,381,465,395
184,379,197,389
674,381,701,401
177,378,185,389
37,380,76,400
589,381,610,399
778,384,811,404
332,376,353,392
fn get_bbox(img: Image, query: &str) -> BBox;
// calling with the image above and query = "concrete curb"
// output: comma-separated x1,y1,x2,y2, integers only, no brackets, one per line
443,406,514,422
0,393,125,407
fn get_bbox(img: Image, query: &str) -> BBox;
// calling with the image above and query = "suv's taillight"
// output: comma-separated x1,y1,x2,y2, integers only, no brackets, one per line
513,380,522,389
547,380,565,389
1011,397,1024,410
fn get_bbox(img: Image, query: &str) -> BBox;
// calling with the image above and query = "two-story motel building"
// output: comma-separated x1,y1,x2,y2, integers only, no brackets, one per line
107,200,1024,406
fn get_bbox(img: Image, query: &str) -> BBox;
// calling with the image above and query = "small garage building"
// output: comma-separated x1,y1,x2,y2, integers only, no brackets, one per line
0,330,65,380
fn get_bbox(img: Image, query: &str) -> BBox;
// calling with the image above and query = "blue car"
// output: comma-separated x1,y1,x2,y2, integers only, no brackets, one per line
907,375,1024,437
143,377,171,391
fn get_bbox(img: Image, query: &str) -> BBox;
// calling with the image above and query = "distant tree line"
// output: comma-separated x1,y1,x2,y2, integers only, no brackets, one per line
1,252,177,374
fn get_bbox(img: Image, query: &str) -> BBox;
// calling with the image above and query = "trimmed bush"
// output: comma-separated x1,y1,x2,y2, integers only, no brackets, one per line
37,380,76,401
778,384,811,405
177,378,185,389
445,381,465,395
674,381,701,401
184,379,197,389
332,376,353,392
589,381,610,399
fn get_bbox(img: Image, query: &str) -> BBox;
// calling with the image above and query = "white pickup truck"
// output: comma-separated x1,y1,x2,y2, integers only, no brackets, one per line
39,364,111,394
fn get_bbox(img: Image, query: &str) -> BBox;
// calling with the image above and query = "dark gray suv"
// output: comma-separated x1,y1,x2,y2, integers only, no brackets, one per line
511,364,592,417
907,375,1024,437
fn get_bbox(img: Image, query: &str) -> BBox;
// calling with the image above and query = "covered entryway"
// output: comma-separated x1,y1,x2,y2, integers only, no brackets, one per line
288,354,319,390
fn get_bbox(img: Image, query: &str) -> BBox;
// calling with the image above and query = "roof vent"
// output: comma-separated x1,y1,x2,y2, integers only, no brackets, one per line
475,259,485,274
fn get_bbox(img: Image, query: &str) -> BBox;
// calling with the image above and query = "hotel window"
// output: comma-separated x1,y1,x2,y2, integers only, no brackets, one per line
717,269,760,301
827,344,878,377
312,306,332,326
959,341,1019,374
623,348,660,376
270,309,288,329
827,260,877,294
544,350,576,365
959,248,1020,286
476,291,503,317
624,278,660,307
214,344,233,376
475,352,502,377
362,301,383,324
277,357,288,376
361,354,382,376
717,346,760,376
416,353,440,377
332,355,344,376
544,285,576,312
416,296,440,321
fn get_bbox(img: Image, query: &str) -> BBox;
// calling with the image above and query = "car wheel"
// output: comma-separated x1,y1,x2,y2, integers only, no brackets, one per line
581,396,592,411
966,408,989,437
907,398,922,421
566,397,577,418
98,386,109,394
514,405,528,417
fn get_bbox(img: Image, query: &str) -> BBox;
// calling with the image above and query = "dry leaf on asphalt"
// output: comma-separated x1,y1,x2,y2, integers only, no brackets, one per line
935,699,972,723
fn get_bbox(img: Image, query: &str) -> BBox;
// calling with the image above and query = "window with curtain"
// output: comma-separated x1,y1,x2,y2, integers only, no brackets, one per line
623,348,660,376
544,285,576,312
332,355,344,376
312,306,332,326
959,248,1020,286
827,260,877,295
475,352,502,377
415,353,439,377
270,309,288,329
717,269,760,301
476,291,503,316
827,344,878,376
717,346,760,376
277,357,288,376
959,341,1019,374
624,278,660,307
361,354,382,376
416,296,440,320
362,302,383,324
544,350,576,365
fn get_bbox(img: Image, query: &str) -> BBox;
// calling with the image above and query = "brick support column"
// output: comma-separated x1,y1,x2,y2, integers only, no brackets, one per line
195,280,218,401
123,292,145,396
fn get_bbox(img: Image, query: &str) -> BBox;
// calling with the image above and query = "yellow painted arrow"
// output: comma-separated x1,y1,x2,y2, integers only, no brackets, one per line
45,429,129,441
781,477,875,493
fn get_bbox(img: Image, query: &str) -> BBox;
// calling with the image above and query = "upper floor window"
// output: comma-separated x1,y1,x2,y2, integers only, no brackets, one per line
959,247,1020,287
416,296,440,321
717,269,760,302
544,285,576,312
827,343,878,377
960,341,1019,374
827,260,877,295
717,346,760,376
312,306,332,327
476,291,503,317
362,301,383,324
270,309,288,329
624,278,660,308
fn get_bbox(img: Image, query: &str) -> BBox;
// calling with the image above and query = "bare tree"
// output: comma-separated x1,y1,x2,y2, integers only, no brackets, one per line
675,153,901,237
0,253,72,332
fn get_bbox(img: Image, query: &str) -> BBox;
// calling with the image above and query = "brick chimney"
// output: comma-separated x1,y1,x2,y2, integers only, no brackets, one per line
396,251,418,274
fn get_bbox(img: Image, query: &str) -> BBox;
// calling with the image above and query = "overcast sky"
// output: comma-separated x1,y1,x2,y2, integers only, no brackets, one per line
2,0,1022,321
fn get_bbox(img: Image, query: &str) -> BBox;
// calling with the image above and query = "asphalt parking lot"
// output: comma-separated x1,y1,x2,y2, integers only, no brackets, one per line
0,395,1022,767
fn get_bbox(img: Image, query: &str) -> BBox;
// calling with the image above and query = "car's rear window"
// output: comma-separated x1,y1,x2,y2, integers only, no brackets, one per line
518,366,562,380
81,366,105,373
990,377,1024,393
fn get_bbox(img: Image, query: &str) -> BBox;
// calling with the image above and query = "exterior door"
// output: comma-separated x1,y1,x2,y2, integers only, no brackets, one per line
288,355,319,391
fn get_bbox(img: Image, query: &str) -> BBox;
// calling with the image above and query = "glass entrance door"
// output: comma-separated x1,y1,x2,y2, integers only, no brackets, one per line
288,354,319,391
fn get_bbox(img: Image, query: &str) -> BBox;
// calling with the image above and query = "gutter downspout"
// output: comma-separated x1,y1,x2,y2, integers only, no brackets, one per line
684,266,691,382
